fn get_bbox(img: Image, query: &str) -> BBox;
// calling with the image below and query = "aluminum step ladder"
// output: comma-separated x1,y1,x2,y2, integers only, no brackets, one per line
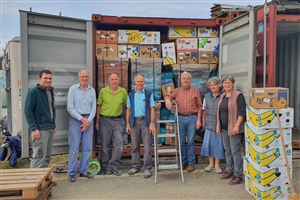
153,100,184,184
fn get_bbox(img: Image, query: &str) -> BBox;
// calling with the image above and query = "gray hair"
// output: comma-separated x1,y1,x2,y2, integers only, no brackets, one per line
78,70,90,77
134,73,145,82
207,76,222,88
181,71,192,79
222,75,235,84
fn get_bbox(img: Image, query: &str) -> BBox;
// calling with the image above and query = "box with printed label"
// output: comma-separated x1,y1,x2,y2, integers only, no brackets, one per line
95,30,118,44
197,27,219,38
176,38,198,50
161,83,175,97
245,140,292,167
249,87,289,109
162,43,176,65
198,38,219,51
168,27,197,38
96,44,118,57
177,50,198,64
198,51,219,64
165,122,177,145
246,106,294,129
138,31,160,45
118,45,139,58
244,175,291,200
245,123,292,151
243,156,292,187
118,30,139,44
139,45,161,58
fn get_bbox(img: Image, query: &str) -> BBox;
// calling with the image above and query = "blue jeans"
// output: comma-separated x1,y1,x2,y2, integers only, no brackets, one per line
68,116,93,176
178,115,197,165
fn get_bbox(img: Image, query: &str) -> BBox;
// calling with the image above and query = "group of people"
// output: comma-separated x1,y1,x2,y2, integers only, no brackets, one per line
24,69,245,185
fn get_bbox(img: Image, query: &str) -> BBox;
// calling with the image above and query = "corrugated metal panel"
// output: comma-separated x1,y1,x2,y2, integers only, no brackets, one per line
20,11,92,157
219,9,256,104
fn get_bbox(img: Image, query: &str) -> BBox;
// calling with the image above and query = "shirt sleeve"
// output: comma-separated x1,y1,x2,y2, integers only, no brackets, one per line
67,85,82,121
202,98,206,110
237,93,246,119
126,96,131,108
88,88,97,122
150,93,155,107
97,89,103,106
169,88,178,100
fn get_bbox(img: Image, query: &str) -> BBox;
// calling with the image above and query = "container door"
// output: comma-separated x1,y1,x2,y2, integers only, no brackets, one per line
218,8,256,104
20,11,92,157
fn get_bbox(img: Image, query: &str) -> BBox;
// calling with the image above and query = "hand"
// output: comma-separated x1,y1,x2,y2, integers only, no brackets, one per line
216,128,221,136
81,124,88,132
31,129,41,139
165,100,172,110
232,125,239,135
95,120,100,131
80,118,91,128
149,123,156,135
53,129,57,135
196,120,202,130
126,125,131,134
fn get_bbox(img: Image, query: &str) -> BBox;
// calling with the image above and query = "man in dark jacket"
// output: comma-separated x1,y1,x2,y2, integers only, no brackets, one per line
24,70,56,168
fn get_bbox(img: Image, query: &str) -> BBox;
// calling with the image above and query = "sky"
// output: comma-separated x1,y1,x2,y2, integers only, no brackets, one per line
0,0,267,55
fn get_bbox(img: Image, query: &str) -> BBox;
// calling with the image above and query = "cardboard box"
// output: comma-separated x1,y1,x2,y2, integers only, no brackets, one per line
118,30,139,44
243,156,292,187
177,50,198,64
249,87,289,109
118,45,139,58
138,31,160,44
97,57,129,91
162,43,176,65
246,106,294,129
245,123,292,151
198,38,219,51
176,38,198,50
161,83,175,97
198,51,219,64
139,45,161,58
165,123,177,145
244,175,291,200
245,140,292,167
197,27,219,37
168,27,197,38
96,44,118,57
95,30,118,44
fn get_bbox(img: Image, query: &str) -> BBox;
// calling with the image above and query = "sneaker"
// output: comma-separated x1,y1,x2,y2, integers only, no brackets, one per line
106,168,122,176
220,172,233,180
187,164,195,172
215,165,223,174
68,175,76,183
128,168,141,175
79,172,94,178
144,169,152,178
228,176,244,185
204,164,214,172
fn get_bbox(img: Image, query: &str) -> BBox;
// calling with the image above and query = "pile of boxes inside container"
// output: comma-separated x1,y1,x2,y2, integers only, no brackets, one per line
244,87,294,200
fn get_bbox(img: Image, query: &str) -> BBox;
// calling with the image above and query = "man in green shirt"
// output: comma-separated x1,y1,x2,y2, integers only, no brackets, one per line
95,73,128,176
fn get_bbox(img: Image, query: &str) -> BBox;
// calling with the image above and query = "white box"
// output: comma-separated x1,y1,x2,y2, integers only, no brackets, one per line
118,45,139,58
246,106,294,128
245,175,291,200
245,123,292,151
118,30,139,44
197,27,219,37
162,43,176,65
138,31,160,45
245,140,292,167
243,156,292,187
176,38,198,50
198,38,219,51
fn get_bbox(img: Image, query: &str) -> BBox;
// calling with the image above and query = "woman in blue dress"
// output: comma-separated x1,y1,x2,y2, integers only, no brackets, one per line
201,77,225,174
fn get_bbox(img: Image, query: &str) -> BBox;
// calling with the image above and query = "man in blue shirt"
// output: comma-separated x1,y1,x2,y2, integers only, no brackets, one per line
126,74,156,178
67,70,96,182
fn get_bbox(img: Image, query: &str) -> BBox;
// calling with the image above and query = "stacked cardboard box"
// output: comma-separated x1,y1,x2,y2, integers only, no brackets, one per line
95,30,118,57
244,87,294,200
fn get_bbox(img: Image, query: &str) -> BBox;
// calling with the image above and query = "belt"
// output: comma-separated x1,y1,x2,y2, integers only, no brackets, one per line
178,113,197,117
81,114,90,117
101,115,122,119
135,116,145,121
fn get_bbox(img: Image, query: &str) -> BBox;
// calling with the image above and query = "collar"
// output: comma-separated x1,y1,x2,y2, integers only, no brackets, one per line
135,88,145,93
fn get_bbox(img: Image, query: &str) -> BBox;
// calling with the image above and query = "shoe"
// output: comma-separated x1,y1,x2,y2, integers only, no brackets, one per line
215,165,223,174
128,168,141,175
182,163,188,170
220,172,234,180
68,175,76,183
204,164,214,172
144,170,152,178
98,167,107,175
79,172,94,178
187,164,195,172
228,176,244,185
106,168,122,176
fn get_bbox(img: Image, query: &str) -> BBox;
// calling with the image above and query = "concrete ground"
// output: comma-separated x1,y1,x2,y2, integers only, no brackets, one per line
51,159,300,200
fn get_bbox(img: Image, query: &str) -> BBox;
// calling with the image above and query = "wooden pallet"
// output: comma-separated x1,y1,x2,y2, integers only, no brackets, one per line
0,168,53,200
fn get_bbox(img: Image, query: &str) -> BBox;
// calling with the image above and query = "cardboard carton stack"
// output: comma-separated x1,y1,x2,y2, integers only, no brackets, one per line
197,27,219,64
244,87,294,200
95,30,118,57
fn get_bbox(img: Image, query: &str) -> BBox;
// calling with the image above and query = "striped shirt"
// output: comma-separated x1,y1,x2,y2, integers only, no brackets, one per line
169,86,202,115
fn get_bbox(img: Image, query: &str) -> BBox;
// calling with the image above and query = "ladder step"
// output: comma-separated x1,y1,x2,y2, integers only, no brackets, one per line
158,164,179,170
157,134,176,138
157,149,177,153
156,120,175,124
